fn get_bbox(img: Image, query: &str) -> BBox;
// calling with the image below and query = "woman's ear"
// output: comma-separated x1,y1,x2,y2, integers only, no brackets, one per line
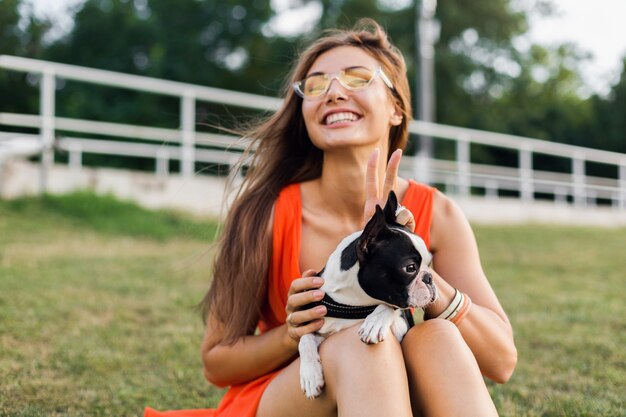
389,101,403,126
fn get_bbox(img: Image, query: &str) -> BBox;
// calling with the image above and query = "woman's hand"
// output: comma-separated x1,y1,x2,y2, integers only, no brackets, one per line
285,269,327,344
363,148,415,231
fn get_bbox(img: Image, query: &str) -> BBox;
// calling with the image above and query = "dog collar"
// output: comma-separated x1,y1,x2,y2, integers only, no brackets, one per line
304,294,377,319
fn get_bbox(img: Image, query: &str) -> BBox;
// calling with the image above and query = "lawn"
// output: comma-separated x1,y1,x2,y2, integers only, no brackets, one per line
0,193,624,416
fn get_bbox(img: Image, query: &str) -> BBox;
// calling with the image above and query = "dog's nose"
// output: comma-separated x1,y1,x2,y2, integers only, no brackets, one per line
422,272,432,285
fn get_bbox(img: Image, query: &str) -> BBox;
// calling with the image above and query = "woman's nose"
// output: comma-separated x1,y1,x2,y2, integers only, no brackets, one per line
325,79,348,102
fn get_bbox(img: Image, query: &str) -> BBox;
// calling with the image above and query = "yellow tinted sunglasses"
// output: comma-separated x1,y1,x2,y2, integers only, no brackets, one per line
293,66,394,99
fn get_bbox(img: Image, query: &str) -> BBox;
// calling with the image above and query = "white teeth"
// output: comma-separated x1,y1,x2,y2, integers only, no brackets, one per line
325,112,359,125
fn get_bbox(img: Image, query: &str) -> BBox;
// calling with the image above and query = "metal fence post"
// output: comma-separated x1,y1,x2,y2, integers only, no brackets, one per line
618,159,626,210
156,148,169,177
414,148,430,185
68,142,82,172
40,67,56,193
519,143,533,202
181,91,196,178
572,152,586,207
457,134,470,197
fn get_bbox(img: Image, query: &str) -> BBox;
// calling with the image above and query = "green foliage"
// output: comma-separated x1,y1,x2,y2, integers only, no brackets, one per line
588,58,626,153
43,0,294,125
475,43,595,156
1,0,625,162
0,0,51,116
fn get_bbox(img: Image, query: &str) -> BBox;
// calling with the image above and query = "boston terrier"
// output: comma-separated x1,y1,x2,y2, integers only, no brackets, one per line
298,191,438,398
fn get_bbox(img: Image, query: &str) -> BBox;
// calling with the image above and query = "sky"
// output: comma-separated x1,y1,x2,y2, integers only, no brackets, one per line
525,0,626,96
26,0,626,96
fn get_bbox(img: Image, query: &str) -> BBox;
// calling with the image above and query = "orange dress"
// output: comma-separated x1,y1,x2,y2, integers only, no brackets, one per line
144,180,435,417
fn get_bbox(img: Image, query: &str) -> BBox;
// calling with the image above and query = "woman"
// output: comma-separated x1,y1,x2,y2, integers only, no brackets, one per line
145,18,516,417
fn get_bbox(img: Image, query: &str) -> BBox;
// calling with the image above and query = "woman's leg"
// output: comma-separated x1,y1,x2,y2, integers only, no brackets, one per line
256,324,413,417
402,319,498,417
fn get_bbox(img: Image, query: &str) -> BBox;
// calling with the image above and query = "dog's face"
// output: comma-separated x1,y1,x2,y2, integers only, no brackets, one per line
345,191,437,309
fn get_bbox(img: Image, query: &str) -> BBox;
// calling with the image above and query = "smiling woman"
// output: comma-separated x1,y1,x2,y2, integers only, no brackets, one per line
145,18,516,417
301,47,403,152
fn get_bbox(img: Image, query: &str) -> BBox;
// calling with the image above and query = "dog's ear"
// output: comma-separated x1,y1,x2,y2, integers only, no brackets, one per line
383,190,399,224
357,205,386,263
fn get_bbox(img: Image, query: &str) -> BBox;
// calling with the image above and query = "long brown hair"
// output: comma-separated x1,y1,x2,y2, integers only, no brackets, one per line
202,18,413,344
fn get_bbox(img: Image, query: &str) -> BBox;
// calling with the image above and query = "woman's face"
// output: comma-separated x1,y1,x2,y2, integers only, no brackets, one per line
300,46,402,153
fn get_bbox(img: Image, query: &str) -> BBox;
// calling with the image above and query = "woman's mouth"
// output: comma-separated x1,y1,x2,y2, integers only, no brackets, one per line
324,111,361,125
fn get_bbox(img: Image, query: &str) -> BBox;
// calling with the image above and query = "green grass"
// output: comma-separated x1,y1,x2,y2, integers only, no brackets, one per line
479,225,626,416
0,193,224,416
1,192,624,416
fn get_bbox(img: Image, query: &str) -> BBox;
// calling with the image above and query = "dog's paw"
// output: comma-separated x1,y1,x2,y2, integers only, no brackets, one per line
358,305,396,344
300,361,324,399
390,313,409,342
358,321,387,344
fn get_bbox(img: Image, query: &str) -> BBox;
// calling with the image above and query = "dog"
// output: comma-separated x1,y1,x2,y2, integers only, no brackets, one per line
298,191,438,398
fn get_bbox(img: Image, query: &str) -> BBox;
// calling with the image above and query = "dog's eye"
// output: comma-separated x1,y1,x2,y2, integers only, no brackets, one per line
404,264,417,273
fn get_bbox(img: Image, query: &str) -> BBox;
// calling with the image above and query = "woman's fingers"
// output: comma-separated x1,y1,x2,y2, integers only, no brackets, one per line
287,317,325,342
288,304,327,327
287,288,325,315
382,149,402,200
396,206,416,232
285,272,327,342
287,271,321,296
363,148,403,226
286,270,324,323
287,303,327,343
302,269,317,278
363,148,380,221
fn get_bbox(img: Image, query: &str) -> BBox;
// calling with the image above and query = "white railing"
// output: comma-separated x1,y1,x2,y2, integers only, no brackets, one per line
1,54,625,209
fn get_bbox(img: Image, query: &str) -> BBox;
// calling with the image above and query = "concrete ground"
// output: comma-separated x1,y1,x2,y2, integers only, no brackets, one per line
2,159,626,227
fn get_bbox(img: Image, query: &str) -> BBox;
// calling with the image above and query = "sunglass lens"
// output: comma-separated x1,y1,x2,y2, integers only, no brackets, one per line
303,75,329,97
341,67,373,89
299,68,377,98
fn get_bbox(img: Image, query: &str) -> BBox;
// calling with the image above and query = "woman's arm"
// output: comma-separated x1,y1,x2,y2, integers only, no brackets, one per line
201,275,326,387
426,191,518,383
201,313,297,387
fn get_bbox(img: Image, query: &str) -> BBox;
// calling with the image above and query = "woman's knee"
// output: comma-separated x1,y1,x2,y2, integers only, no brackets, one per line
317,324,413,415
402,320,497,417
402,319,471,358
320,324,403,363
319,324,405,381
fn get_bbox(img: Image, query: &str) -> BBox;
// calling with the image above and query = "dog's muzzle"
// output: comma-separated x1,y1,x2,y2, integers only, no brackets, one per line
419,270,433,286
408,270,438,307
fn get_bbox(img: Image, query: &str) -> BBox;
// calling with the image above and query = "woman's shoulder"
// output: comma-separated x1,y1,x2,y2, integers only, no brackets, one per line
269,182,302,234
399,178,437,208
429,187,474,252
247,182,301,240
274,182,302,213
403,178,435,194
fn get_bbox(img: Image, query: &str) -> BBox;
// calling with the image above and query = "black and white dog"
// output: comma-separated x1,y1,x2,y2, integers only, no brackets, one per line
298,191,438,398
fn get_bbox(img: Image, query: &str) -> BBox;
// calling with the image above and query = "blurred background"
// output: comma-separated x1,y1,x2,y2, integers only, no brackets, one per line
4,0,625,146
1,0,625,223
2,0,626,225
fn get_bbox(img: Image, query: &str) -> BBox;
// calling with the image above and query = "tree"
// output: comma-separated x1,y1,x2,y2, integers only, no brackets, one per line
36,0,299,170
588,58,626,154
0,0,53,116
6,0,617,172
